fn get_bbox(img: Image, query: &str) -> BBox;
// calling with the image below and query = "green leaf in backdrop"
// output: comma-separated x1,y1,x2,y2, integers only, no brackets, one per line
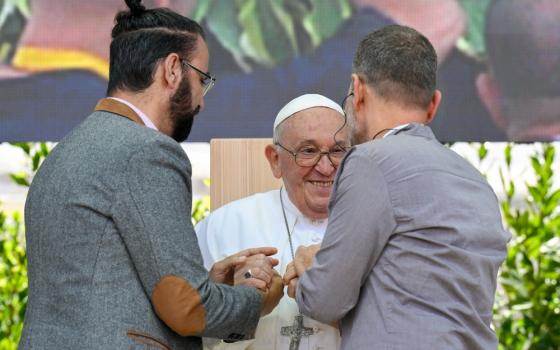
457,0,491,60
194,0,351,70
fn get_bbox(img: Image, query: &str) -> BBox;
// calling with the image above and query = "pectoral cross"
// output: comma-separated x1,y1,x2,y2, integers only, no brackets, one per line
281,314,315,350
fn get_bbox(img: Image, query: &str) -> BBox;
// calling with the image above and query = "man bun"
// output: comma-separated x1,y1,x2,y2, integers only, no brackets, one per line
113,0,149,37
124,0,146,16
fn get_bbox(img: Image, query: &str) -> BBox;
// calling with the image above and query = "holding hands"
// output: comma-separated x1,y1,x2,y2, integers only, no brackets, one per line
283,244,321,298
209,246,284,316
209,243,321,314
233,250,279,291
209,247,278,287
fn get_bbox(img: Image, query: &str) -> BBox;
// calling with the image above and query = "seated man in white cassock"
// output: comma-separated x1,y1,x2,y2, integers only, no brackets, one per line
196,94,349,350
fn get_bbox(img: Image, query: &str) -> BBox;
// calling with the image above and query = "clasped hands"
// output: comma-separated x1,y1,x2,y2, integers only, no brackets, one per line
208,244,320,314
282,244,320,298
208,247,283,316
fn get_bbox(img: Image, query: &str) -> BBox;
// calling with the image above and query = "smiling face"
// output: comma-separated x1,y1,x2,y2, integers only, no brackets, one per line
267,107,349,220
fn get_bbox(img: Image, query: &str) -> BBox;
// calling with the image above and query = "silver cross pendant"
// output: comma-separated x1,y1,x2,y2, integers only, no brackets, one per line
281,314,315,350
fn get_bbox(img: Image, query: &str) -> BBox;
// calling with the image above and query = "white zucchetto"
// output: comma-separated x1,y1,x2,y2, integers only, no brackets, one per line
274,94,344,131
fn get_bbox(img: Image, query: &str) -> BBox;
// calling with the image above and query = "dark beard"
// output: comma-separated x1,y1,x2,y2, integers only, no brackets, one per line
169,77,200,143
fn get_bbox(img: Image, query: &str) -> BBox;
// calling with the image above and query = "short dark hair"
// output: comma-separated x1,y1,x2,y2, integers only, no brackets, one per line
352,25,437,108
485,0,560,98
107,0,205,95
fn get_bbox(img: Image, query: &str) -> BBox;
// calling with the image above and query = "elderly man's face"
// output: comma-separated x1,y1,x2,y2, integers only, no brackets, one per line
273,107,348,220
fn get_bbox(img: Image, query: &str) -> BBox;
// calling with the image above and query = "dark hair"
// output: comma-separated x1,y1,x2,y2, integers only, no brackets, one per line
352,25,437,108
107,0,205,95
485,0,560,98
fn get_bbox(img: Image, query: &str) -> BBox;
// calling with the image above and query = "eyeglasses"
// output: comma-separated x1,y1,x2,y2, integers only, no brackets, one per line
275,142,349,167
181,60,216,96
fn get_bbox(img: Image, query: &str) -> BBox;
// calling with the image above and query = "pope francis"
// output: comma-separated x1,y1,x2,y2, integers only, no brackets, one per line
196,94,349,350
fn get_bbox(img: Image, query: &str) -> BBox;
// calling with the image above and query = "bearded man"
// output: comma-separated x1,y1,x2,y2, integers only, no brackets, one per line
20,1,282,349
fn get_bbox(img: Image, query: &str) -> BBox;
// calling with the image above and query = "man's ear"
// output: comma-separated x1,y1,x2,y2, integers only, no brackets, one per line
425,89,442,124
265,144,283,179
351,73,365,113
161,53,183,91
476,72,507,130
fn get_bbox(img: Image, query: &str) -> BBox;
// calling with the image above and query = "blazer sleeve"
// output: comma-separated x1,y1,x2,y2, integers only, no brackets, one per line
295,147,397,323
112,136,261,341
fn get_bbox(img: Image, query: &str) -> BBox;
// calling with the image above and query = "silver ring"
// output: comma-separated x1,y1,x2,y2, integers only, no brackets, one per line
244,269,253,279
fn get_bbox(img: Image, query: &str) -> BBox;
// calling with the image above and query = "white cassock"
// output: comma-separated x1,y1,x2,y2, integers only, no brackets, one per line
196,189,341,350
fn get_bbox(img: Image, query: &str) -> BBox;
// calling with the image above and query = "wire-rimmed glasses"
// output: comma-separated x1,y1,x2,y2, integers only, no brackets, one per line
181,60,216,96
275,142,349,167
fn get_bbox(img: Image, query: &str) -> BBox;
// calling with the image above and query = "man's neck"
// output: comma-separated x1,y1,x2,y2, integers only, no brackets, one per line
110,90,172,136
365,103,427,140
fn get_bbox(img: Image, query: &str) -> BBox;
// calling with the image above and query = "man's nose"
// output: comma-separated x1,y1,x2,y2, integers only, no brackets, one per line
314,154,336,175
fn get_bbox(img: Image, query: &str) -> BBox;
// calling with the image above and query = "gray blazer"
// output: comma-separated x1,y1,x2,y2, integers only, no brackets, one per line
296,123,510,350
20,109,261,350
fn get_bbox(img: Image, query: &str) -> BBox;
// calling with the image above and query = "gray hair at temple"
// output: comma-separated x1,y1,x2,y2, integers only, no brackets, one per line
352,25,437,109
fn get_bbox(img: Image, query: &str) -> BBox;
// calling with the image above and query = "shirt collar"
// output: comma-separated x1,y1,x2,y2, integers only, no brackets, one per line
384,123,410,138
108,97,158,131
